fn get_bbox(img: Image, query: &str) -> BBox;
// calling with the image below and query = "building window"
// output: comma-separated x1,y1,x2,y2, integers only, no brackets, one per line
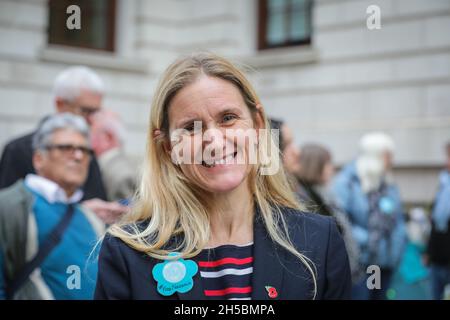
258,0,313,50
48,0,116,52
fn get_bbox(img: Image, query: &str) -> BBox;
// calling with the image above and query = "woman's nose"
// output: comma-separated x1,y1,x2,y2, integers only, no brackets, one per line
202,127,227,158
203,127,225,146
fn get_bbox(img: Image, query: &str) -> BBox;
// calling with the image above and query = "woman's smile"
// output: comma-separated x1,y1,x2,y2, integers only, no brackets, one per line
201,151,237,168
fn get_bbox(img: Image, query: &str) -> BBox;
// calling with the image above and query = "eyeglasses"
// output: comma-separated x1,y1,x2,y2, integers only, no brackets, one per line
44,144,94,158
64,100,100,118
76,106,100,118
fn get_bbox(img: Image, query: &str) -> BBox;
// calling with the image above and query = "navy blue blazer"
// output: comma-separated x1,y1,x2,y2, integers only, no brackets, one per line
95,207,351,300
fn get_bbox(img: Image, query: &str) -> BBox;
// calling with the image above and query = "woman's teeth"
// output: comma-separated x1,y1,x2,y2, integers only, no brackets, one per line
202,153,236,167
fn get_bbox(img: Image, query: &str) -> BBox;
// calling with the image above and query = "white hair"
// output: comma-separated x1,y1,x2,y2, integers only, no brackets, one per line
32,113,90,151
53,66,105,102
359,132,395,157
356,132,395,193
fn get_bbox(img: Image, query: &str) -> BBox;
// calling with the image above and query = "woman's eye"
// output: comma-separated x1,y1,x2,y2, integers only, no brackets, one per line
184,123,195,132
222,114,236,123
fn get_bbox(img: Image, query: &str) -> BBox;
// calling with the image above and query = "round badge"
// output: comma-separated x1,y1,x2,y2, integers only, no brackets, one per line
152,252,198,296
379,196,395,215
162,261,187,283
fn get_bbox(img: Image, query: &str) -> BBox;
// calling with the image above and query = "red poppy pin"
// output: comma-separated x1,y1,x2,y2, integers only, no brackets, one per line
265,286,278,299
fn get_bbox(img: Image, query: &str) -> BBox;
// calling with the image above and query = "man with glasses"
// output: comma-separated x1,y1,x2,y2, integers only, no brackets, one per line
0,66,125,223
0,113,105,299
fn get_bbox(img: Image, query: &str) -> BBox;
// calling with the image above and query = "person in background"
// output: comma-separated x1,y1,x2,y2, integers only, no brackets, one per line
0,66,126,224
296,144,362,283
333,132,406,300
390,207,432,299
0,113,104,299
268,119,301,187
90,110,137,202
427,142,450,299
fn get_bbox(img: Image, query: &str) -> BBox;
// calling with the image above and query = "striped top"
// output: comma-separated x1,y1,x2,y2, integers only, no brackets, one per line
197,243,254,300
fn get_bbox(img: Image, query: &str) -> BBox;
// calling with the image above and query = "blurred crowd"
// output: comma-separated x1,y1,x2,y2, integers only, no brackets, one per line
275,120,449,300
0,65,449,300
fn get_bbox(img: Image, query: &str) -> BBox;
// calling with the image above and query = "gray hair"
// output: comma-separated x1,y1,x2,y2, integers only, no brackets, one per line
53,66,105,102
32,113,90,152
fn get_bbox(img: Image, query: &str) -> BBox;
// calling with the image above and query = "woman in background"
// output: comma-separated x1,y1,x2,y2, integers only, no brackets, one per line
296,144,362,283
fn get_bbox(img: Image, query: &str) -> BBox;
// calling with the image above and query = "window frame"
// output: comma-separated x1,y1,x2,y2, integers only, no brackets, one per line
258,0,313,51
47,0,117,52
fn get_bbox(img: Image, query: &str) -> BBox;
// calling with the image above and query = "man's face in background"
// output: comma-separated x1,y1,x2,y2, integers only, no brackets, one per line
56,89,102,126
33,129,91,196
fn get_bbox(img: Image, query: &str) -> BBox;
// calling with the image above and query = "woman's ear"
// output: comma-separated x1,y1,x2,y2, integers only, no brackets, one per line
154,129,172,155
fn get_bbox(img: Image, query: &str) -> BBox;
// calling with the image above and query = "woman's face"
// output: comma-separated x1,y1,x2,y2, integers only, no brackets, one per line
167,75,261,193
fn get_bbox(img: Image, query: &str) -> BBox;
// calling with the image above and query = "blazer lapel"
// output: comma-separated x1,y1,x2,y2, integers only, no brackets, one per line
251,210,285,300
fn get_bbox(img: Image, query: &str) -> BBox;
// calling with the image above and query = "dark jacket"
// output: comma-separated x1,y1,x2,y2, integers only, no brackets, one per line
296,181,362,283
95,207,352,300
427,170,450,266
427,221,450,266
0,131,107,201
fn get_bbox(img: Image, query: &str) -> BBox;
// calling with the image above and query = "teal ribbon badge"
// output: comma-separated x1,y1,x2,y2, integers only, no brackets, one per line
152,252,198,296
379,196,395,215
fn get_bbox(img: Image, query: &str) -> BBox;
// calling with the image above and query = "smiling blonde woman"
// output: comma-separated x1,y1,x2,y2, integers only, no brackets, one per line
94,52,351,300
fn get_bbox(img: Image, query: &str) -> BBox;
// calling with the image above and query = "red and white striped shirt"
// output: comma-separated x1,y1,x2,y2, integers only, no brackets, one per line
197,243,254,300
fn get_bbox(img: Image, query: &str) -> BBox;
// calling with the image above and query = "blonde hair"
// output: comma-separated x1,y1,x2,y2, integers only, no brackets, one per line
108,52,318,298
